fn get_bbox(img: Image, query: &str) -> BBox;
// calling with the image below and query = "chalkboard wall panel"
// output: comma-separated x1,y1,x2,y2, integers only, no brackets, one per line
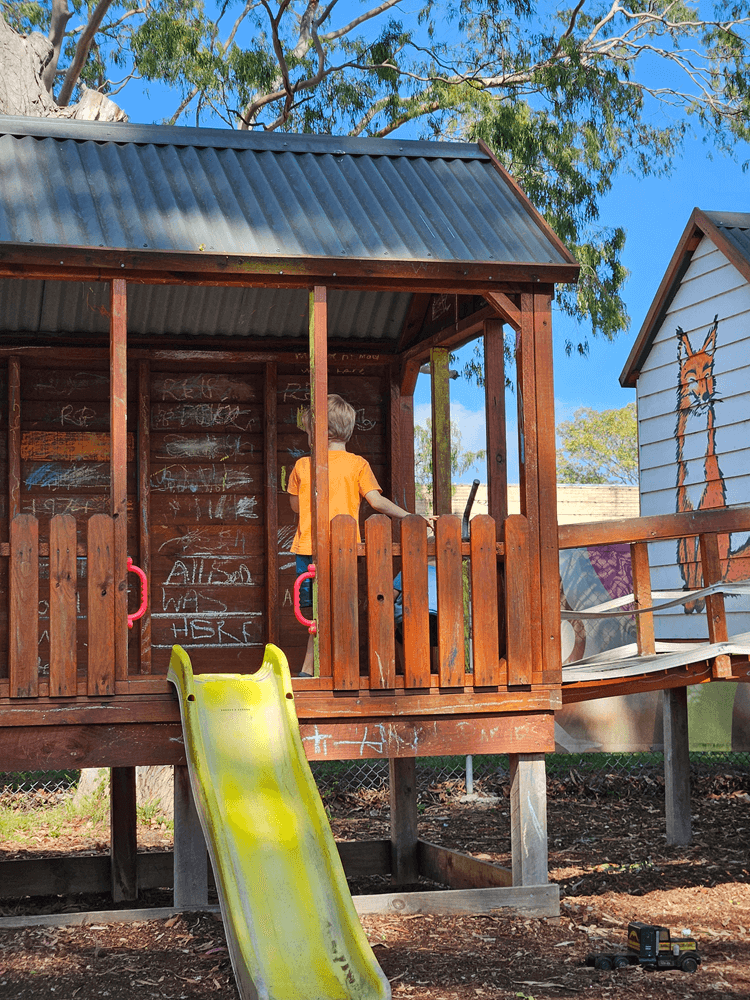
148,368,264,675
150,432,260,462
151,373,260,403
20,495,131,518
23,400,111,431
149,494,261,524
151,403,259,433
22,368,112,401
150,462,261,494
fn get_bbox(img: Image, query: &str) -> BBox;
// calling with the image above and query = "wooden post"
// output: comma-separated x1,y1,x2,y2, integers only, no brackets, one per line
663,687,692,846
484,319,508,658
173,765,208,908
530,293,560,686
110,766,138,902
110,279,128,682
389,368,415,516
8,356,20,524
631,541,655,655
137,360,151,673
515,304,542,674
389,757,419,884
264,363,280,645
483,319,508,526
309,286,331,677
699,532,732,678
509,753,548,886
430,347,452,516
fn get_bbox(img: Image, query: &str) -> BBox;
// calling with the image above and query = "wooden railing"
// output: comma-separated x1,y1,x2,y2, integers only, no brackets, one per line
328,513,533,691
4,513,120,699
0,510,536,702
558,504,750,678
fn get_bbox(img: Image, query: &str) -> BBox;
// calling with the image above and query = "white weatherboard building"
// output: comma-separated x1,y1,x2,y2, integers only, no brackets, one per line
621,209,750,642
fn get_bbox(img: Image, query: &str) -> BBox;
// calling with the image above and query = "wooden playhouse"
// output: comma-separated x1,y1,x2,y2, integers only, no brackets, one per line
0,114,579,915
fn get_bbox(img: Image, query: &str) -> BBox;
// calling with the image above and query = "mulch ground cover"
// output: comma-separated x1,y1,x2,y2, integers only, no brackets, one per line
1,763,749,999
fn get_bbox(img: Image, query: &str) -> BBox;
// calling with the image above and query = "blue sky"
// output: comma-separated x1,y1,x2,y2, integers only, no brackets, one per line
414,136,750,484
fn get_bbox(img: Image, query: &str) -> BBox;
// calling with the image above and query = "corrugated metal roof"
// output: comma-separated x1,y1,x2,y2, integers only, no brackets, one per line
0,279,413,340
0,116,572,268
704,210,750,265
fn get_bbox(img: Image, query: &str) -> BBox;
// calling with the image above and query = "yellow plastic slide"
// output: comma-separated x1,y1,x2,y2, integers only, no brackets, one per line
167,644,391,1000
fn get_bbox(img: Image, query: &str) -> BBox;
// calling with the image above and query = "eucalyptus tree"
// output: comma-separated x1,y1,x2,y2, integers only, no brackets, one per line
3,0,750,344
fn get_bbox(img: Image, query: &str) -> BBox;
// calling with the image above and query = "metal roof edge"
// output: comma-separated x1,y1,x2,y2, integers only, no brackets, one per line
477,138,580,271
0,114,487,160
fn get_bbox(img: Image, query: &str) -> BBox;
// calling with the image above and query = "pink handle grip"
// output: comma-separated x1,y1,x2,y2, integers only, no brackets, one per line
293,564,317,635
127,557,148,629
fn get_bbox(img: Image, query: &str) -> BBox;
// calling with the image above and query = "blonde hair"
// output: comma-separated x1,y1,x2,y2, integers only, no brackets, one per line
301,394,356,443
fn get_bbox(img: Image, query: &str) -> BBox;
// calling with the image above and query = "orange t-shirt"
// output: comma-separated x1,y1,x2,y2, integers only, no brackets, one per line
288,451,381,554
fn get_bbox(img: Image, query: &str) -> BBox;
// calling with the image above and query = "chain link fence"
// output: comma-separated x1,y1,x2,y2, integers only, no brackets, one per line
1,752,748,806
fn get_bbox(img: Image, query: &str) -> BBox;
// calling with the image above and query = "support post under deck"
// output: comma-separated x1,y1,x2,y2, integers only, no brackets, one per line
173,765,209,908
389,758,419,884
664,687,692,846
110,767,138,902
509,753,548,886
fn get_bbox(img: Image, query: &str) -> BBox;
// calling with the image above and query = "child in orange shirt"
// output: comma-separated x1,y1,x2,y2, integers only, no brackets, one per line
288,393,428,676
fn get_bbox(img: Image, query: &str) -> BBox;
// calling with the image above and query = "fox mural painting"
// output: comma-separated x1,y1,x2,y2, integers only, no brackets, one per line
675,315,750,607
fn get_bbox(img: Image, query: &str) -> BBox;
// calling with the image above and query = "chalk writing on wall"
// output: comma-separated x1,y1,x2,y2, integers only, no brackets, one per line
152,374,256,402
59,405,97,428
162,496,259,520
152,404,257,431
24,462,110,490
152,612,262,649
151,465,255,493
159,434,248,459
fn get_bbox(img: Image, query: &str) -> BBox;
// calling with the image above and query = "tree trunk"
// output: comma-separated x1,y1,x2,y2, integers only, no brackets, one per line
0,14,126,122
73,766,174,820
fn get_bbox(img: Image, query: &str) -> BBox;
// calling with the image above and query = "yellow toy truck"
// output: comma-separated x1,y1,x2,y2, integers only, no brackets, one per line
586,922,701,973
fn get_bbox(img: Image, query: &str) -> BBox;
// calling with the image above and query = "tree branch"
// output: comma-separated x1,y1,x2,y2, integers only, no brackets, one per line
57,0,115,106
42,0,72,94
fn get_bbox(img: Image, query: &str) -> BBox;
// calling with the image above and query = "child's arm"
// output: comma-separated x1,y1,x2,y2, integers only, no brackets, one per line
365,490,436,528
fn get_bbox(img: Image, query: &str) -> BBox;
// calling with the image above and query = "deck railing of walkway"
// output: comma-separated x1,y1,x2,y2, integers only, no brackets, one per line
558,504,750,678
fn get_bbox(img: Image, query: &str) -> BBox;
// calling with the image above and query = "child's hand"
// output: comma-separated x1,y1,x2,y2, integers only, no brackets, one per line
424,515,437,531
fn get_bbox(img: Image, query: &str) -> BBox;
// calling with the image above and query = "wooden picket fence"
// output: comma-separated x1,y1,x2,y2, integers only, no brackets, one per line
7,513,119,699
329,513,532,691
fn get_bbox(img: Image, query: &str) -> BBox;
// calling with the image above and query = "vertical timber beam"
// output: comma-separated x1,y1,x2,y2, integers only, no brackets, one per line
137,360,151,673
517,291,560,685
310,287,331,677
174,765,208,907
483,319,508,526
515,299,542,673
110,766,137,902
389,757,419,884
430,347,452,516
389,364,415,517
664,687,692,846
531,292,560,686
8,356,20,523
389,367,419,873
265,363,280,644
110,279,128,682
509,752,548,887
484,317,508,659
